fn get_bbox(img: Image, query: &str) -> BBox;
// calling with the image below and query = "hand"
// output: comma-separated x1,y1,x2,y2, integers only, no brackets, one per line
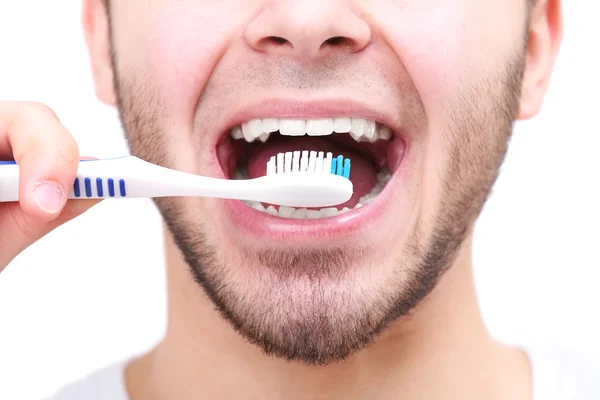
0,102,100,271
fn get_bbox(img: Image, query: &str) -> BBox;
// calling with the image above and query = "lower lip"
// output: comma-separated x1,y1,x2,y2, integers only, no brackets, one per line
223,182,395,241
216,140,409,243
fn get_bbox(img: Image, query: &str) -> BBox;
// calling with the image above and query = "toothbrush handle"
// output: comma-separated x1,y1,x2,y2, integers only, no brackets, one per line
0,157,138,202
0,161,24,202
0,156,255,202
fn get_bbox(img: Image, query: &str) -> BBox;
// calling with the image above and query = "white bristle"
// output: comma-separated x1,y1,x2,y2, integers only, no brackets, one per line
308,151,317,172
316,151,324,172
293,151,301,172
267,156,276,175
277,153,284,174
300,151,309,172
284,152,292,173
324,152,333,174
268,150,343,176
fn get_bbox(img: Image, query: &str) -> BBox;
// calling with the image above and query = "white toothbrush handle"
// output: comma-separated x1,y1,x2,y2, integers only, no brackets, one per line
0,156,246,202
0,156,352,207
0,161,24,202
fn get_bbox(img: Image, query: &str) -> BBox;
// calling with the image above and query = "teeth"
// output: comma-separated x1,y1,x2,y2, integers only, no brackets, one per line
241,168,392,219
230,118,393,144
232,126,244,140
363,120,376,141
292,208,308,219
379,125,392,140
350,118,366,141
333,118,352,133
278,206,295,218
262,118,280,133
243,201,365,219
241,122,256,143
266,206,278,216
279,119,306,136
306,210,322,219
322,208,339,217
248,119,264,139
306,119,334,136
249,201,265,212
357,168,391,206
377,169,391,181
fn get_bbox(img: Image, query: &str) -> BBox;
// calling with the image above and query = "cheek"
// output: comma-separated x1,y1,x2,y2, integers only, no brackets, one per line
115,2,256,127
145,10,238,118
370,0,524,220
373,0,522,111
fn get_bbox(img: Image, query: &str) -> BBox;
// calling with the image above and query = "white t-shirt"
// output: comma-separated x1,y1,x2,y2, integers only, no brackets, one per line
47,345,600,400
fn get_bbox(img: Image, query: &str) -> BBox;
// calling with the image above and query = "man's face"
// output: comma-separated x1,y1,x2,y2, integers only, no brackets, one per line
104,0,528,364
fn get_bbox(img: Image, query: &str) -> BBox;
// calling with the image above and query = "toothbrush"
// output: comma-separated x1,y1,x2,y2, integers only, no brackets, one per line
0,151,353,208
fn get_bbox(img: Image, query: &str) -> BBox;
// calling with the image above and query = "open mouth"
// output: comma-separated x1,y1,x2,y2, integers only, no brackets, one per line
216,117,407,221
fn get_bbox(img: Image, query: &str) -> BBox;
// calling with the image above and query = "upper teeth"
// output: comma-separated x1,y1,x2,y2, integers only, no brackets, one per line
231,118,392,143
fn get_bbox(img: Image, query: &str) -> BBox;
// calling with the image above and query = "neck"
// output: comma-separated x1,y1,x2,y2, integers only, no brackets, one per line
126,227,532,400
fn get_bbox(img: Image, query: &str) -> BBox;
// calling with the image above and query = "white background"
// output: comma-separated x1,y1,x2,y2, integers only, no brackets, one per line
0,2,598,399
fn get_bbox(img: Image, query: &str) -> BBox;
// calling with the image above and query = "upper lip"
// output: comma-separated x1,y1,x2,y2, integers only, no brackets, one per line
211,97,406,147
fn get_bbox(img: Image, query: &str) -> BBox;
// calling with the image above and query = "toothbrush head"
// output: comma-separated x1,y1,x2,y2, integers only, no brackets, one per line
260,151,354,208
266,150,351,178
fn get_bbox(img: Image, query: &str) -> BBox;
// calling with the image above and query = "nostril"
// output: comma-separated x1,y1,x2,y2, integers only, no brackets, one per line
321,36,357,51
262,36,291,46
324,36,348,46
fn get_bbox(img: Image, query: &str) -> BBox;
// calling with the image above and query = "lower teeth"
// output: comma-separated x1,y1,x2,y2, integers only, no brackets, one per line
238,168,391,220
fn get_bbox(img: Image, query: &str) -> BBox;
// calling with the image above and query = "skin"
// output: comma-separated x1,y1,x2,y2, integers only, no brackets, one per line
0,0,561,399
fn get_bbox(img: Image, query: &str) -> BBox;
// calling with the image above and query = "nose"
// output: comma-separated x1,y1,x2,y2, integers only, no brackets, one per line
245,1,371,63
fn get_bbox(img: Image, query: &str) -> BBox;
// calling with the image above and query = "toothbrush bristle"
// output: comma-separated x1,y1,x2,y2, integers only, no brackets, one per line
316,151,324,172
277,153,284,175
308,151,316,172
266,150,351,179
284,152,292,173
293,151,301,172
300,150,309,172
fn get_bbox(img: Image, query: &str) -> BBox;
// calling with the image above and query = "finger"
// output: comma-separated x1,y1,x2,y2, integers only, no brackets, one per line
0,102,81,222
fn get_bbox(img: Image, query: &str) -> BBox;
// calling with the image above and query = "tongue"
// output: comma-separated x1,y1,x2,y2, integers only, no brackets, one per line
246,137,376,208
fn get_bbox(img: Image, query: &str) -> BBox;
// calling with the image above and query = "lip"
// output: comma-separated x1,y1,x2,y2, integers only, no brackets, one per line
207,97,410,242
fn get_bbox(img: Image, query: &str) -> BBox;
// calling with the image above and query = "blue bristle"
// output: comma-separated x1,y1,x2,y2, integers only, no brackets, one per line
336,156,344,177
343,159,351,179
84,178,92,198
119,179,127,197
73,178,81,198
331,159,337,175
96,178,104,197
108,178,115,197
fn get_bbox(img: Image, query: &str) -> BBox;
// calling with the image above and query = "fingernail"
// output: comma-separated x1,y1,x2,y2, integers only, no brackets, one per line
32,182,65,214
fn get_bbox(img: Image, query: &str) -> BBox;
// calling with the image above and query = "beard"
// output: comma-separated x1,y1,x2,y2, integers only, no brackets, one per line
111,46,526,366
